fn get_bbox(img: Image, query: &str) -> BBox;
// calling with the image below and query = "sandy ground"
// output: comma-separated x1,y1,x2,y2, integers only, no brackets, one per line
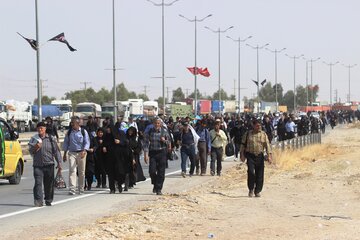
46,125,360,240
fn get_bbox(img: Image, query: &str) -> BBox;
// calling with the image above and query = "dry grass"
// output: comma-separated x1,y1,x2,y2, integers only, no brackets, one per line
273,143,339,171
347,122,360,129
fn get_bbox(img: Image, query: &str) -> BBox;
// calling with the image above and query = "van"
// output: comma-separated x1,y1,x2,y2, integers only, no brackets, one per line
0,118,24,184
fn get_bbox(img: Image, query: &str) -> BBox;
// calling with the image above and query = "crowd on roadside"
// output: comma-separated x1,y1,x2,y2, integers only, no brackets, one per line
27,109,360,206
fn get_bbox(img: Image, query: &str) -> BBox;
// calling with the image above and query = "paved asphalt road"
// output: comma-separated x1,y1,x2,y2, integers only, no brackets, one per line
0,151,184,216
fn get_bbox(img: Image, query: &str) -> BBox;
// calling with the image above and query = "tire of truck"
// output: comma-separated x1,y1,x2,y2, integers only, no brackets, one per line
9,161,22,184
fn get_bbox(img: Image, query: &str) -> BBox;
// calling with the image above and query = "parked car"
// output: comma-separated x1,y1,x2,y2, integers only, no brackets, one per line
0,118,24,184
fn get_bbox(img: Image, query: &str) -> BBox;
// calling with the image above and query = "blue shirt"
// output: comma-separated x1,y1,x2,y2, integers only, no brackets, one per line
285,121,296,133
196,127,211,150
63,127,90,152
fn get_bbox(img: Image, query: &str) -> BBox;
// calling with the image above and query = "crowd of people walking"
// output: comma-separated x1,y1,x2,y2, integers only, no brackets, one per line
28,109,359,206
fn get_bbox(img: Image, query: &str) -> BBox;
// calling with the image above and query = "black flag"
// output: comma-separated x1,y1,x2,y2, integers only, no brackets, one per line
252,79,259,86
48,32,76,52
261,79,267,86
17,32,37,51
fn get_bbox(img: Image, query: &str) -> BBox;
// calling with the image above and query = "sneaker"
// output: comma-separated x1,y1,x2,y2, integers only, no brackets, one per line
45,202,52,206
234,158,238,162
153,187,157,194
69,191,76,195
181,172,186,178
210,171,215,176
156,190,163,195
79,190,84,195
217,172,221,176
255,192,261,198
248,190,254,198
34,200,43,207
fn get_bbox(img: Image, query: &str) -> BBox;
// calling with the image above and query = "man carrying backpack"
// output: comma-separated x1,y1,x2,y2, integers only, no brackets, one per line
63,116,90,195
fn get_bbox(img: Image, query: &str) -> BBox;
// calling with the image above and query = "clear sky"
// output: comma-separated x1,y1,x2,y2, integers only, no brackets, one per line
0,0,359,104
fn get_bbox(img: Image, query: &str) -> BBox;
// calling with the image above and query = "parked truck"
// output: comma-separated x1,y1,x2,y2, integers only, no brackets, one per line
51,100,73,128
32,105,63,128
197,100,211,115
211,100,224,114
224,100,237,114
143,101,159,117
1,100,33,132
74,102,102,123
128,99,144,117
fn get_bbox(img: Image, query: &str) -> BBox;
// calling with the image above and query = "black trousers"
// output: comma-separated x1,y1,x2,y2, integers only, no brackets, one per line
245,152,265,194
149,149,167,192
33,165,55,204
210,147,223,174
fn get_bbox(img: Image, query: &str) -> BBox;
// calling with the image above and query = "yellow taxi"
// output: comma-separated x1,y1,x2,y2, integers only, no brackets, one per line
0,117,24,184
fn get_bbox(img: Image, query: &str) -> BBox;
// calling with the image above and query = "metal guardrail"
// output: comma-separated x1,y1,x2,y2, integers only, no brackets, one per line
271,133,322,151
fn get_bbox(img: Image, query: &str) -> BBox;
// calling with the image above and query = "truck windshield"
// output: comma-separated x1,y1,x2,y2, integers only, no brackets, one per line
102,107,114,112
59,106,71,112
76,106,93,112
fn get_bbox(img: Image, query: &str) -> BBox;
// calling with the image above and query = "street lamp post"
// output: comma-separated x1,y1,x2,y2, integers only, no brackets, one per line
323,61,339,107
179,14,212,116
35,0,42,121
246,43,269,112
285,54,304,112
342,64,357,103
266,47,286,112
227,35,252,116
147,0,179,114
205,26,234,104
306,57,321,105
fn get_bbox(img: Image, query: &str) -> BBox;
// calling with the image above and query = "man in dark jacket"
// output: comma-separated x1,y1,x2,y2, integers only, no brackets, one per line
230,120,247,161
45,116,59,143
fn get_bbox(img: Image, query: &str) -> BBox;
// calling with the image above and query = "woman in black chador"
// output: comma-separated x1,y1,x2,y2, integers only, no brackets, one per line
125,126,146,190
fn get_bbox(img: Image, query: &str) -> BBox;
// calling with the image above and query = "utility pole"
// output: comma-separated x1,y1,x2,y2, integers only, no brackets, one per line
80,81,91,91
285,53,304,112
342,64,357,103
185,88,190,98
147,0,180,114
323,61,339,107
334,89,338,104
143,85,150,96
166,87,171,103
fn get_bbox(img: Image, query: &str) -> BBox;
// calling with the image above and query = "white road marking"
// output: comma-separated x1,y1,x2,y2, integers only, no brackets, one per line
0,156,234,220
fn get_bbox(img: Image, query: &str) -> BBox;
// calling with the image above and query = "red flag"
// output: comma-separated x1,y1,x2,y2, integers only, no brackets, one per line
187,67,201,75
199,67,210,77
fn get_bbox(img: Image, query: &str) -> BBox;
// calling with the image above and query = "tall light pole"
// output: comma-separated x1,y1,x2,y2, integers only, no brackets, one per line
147,0,179,114
342,64,357,103
306,57,321,105
227,35,252,116
179,13,212,116
112,0,117,120
35,0,42,121
246,43,269,111
285,54,304,112
323,61,339,106
205,26,234,104
266,47,286,112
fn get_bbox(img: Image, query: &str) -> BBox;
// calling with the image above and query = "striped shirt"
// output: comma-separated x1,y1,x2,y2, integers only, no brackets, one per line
29,134,62,168
240,130,272,156
143,127,170,153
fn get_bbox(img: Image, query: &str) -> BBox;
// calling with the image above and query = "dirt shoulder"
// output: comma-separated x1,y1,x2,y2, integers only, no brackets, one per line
48,126,360,240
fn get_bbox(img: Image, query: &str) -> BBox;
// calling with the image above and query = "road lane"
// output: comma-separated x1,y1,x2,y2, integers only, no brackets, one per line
0,150,195,216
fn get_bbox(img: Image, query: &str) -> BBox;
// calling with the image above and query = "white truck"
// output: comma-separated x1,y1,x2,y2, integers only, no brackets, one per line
74,102,102,126
51,99,73,128
128,99,144,117
1,100,33,132
143,101,159,117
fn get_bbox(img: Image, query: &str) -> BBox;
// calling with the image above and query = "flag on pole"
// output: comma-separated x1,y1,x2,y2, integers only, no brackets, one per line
199,67,210,77
187,67,211,77
261,79,267,86
187,67,200,75
48,32,77,52
17,32,37,51
252,79,259,86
